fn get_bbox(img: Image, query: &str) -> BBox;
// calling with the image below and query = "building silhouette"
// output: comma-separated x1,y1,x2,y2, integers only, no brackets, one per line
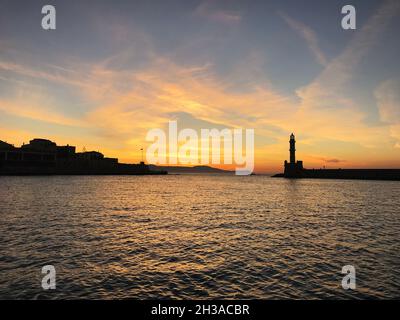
0,138,166,175
284,133,303,177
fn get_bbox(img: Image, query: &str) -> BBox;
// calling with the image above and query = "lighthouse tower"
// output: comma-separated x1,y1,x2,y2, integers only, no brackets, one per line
289,133,296,164
284,133,303,177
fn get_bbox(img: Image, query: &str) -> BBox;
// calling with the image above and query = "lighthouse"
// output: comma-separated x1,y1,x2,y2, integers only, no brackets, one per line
289,133,296,164
284,133,303,177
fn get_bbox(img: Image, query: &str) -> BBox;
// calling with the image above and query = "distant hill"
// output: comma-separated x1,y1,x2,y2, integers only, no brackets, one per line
148,165,234,174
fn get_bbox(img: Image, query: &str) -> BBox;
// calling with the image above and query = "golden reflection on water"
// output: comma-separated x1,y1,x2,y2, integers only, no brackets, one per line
0,175,400,299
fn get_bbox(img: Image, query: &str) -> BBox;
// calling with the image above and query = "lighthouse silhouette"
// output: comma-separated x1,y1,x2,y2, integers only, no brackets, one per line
284,133,303,177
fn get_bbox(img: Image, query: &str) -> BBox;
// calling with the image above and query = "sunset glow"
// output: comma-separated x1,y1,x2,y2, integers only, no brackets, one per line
1,0,400,173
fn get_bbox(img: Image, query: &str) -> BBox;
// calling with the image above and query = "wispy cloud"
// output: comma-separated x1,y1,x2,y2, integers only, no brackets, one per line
0,61,89,88
321,158,346,163
195,1,242,24
375,78,400,148
280,12,328,66
1,0,400,170
293,0,400,148
298,0,400,101
0,96,86,128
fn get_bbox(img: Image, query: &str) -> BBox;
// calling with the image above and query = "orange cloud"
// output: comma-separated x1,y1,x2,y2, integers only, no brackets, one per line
1,1,400,172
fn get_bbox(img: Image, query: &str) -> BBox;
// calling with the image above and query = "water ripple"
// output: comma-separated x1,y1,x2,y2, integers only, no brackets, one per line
0,175,399,299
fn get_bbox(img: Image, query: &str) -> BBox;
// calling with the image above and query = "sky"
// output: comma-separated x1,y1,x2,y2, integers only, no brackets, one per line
0,0,400,173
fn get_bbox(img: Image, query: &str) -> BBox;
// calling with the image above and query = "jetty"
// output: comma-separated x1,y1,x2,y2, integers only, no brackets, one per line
273,134,400,181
